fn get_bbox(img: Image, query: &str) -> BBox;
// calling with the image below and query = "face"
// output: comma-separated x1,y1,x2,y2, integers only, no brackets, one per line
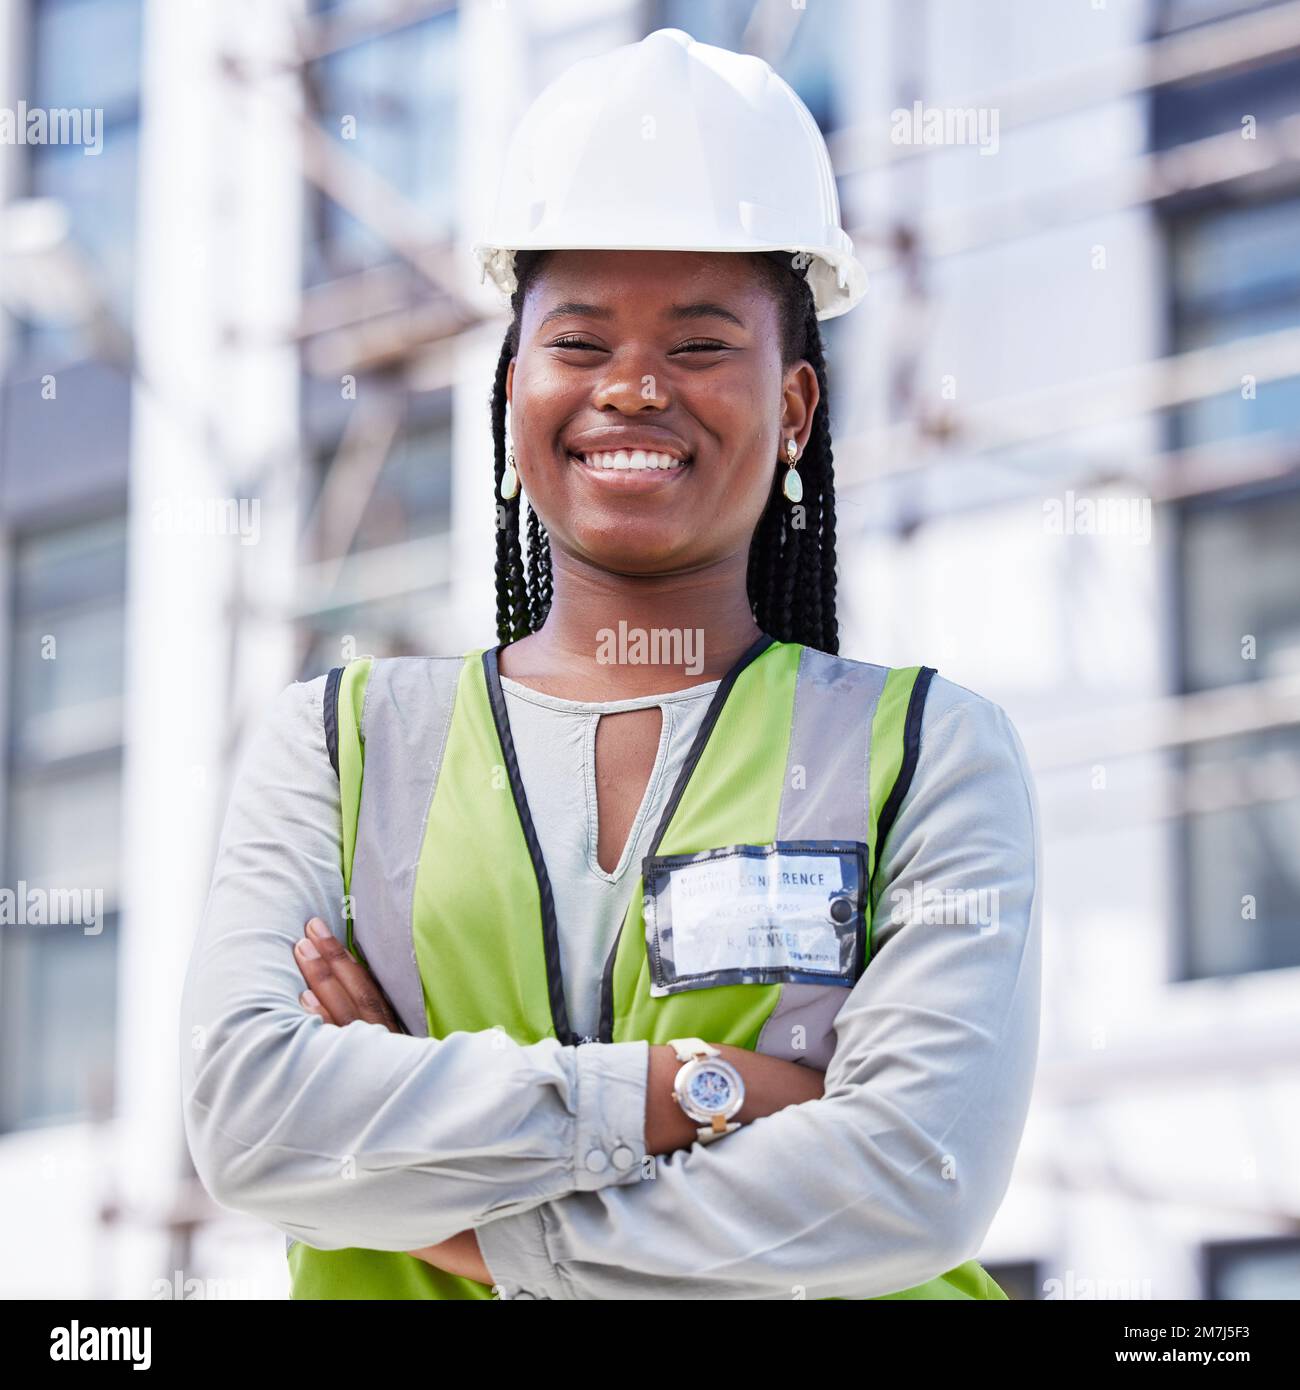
505,249,818,577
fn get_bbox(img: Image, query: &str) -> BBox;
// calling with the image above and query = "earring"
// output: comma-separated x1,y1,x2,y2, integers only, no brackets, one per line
781,438,803,503
500,445,520,501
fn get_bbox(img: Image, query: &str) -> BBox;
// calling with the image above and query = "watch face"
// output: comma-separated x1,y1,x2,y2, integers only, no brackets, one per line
687,1065,734,1114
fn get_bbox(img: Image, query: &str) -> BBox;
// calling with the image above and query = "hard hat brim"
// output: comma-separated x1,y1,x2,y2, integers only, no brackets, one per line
470,242,867,322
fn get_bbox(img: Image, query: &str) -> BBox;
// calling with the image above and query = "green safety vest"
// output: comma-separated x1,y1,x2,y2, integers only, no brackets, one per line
287,634,1007,1300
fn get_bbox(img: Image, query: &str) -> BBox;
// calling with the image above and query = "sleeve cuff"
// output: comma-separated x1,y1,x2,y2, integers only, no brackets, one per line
477,1040,649,1301
477,1205,565,1299
570,1039,650,1194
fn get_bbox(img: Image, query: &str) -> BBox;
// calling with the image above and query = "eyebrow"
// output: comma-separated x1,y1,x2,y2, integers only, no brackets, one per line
537,300,747,330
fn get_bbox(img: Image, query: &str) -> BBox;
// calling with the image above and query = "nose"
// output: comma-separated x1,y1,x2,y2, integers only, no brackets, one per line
591,350,670,412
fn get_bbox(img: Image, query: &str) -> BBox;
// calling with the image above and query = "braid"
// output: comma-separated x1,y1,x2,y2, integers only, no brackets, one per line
491,248,840,653
489,252,552,644
525,503,550,633
806,292,839,655
489,334,526,643
746,255,839,654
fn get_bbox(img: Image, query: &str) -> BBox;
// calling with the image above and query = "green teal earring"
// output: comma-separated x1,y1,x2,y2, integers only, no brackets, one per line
782,437,803,503
500,445,520,501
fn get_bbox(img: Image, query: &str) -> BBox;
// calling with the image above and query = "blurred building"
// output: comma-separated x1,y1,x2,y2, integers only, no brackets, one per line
0,0,1296,1299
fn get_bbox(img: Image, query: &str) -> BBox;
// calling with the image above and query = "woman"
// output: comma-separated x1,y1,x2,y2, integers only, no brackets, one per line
180,28,1041,1301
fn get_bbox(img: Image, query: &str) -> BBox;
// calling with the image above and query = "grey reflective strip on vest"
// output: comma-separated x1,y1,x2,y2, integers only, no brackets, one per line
756,646,889,1069
350,656,465,1037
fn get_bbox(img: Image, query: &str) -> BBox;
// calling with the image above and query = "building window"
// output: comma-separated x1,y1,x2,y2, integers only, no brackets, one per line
1,513,126,1130
1204,1236,1300,1299
21,0,143,359
1157,0,1292,37
1162,178,1300,978
981,1260,1043,1301
345,418,454,555
302,7,459,286
1168,196,1300,448
297,394,455,674
1175,482,1300,978
652,0,843,132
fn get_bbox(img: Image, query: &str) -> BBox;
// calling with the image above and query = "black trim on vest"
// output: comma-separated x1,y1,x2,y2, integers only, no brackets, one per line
871,665,937,894
482,647,576,1048
597,631,778,1044
324,666,344,778
646,631,776,858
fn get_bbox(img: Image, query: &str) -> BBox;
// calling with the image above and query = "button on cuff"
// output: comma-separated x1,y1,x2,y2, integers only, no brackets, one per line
572,1039,649,1194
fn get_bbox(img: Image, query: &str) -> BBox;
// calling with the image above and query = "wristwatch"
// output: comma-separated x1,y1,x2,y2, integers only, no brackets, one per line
667,1037,745,1144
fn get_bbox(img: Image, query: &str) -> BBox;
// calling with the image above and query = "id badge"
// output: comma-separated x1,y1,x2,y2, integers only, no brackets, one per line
643,840,869,997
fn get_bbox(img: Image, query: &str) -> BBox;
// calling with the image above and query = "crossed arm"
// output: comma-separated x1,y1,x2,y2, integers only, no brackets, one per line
180,676,824,1285
291,918,825,1285
181,671,1041,1299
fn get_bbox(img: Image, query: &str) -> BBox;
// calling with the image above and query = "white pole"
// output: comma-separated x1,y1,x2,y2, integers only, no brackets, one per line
117,0,303,1297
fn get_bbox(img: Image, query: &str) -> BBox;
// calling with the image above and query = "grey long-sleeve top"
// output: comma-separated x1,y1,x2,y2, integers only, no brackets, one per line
179,659,1042,1300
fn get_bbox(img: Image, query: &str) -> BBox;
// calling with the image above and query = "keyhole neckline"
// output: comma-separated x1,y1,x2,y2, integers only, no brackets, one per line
586,703,672,882
498,673,723,714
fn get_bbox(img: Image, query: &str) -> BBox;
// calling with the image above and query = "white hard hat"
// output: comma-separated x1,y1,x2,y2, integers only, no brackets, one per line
472,27,867,322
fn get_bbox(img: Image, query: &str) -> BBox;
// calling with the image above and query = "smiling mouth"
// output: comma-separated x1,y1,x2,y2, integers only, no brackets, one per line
568,449,692,472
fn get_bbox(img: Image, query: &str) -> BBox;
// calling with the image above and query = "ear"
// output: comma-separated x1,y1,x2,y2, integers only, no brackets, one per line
780,359,819,454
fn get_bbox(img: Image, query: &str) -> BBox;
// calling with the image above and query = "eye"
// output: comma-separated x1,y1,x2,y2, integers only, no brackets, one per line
550,336,729,354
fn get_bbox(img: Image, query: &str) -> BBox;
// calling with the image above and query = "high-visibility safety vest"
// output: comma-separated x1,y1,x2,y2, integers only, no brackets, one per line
287,634,1008,1300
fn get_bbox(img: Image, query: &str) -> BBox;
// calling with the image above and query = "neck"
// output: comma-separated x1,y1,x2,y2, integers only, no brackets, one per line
502,549,765,698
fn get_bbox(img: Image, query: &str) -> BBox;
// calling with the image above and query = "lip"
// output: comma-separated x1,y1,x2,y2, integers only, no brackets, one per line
564,430,692,463
567,450,693,492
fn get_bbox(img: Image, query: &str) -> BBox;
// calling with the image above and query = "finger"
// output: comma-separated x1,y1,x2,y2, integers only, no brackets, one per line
299,988,332,1023
301,918,403,1030
294,928,363,1025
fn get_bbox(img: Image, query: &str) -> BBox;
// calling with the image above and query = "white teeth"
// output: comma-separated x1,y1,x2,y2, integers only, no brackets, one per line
575,450,687,471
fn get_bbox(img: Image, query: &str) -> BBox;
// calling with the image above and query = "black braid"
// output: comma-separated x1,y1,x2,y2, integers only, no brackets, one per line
491,248,839,653
489,332,528,643
524,504,538,631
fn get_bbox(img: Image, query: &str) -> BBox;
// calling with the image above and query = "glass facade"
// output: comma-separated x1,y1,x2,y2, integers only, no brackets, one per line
298,6,460,672
1153,12,1300,981
0,0,141,1130
21,0,142,357
653,0,843,132
302,7,459,285
1205,1237,1300,1299
1177,483,1300,978
1,515,127,1130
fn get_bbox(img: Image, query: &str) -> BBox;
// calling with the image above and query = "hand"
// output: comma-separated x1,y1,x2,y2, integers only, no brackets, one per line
293,919,489,1282
293,916,404,1033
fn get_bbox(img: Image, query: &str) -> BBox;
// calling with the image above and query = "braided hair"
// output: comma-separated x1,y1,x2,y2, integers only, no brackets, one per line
489,248,839,653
